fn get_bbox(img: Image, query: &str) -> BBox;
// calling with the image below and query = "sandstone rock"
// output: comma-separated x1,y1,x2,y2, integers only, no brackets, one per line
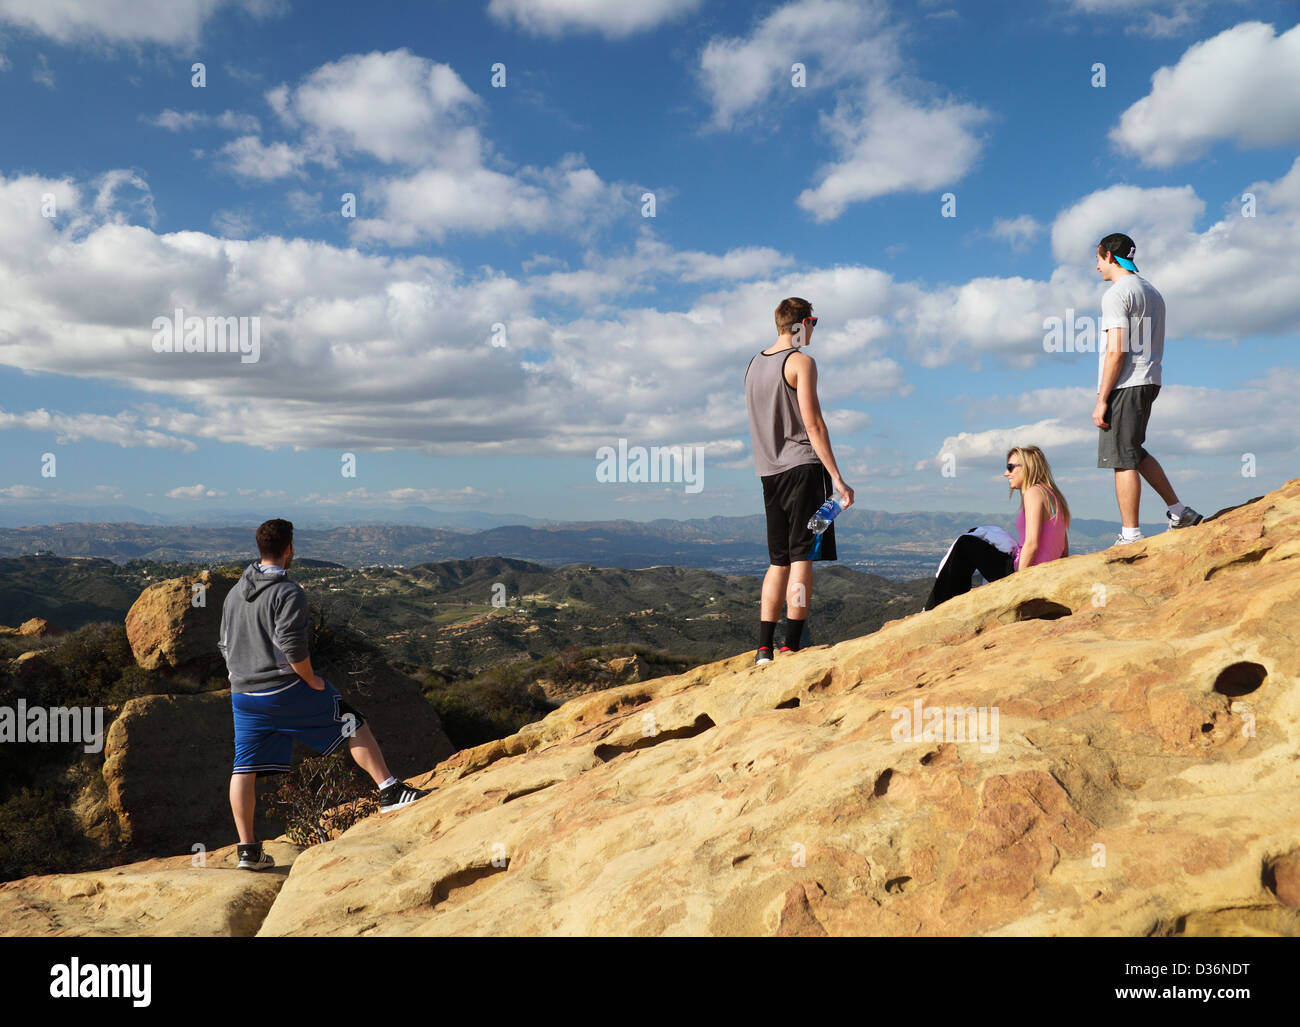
0,839,303,936
102,696,452,857
18,617,66,639
101,691,283,853
124,569,233,671
100,642,455,856
9,479,1300,938
607,654,648,684
254,478,1300,937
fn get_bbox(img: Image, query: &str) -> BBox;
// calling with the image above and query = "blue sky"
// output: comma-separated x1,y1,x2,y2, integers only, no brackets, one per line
0,0,1297,526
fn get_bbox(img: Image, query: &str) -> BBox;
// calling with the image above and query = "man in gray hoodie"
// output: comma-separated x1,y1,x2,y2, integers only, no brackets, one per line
219,518,428,870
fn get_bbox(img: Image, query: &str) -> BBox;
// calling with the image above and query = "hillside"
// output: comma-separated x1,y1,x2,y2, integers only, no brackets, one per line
3,480,1298,936
0,554,930,672
376,558,927,670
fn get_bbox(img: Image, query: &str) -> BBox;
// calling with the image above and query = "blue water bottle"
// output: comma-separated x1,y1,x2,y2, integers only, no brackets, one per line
807,495,843,535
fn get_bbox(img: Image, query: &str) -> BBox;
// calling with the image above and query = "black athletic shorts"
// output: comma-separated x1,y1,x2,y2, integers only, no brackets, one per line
761,462,836,565
1099,384,1159,470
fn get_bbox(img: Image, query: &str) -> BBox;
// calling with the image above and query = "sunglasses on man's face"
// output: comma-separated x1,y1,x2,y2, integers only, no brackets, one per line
803,317,818,327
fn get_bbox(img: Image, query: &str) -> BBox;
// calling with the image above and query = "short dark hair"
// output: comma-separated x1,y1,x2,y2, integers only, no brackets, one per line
256,518,294,561
775,297,813,334
1098,232,1136,260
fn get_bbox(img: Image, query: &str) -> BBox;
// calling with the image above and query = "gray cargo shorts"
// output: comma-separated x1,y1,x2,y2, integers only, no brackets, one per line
1098,384,1160,470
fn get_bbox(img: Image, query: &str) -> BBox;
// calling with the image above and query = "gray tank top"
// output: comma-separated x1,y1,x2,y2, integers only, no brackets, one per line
744,348,821,477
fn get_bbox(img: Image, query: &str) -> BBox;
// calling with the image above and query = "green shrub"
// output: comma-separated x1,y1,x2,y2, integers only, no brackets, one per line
0,788,89,883
105,664,156,705
552,644,584,687
420,662,553,749
45,622,139,706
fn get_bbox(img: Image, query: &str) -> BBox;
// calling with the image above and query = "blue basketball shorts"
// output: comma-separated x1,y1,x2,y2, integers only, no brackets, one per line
231,677,366,775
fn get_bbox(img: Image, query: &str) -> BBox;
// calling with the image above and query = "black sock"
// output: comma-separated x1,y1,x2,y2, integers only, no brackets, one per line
785,618,805,651
759,620,777,650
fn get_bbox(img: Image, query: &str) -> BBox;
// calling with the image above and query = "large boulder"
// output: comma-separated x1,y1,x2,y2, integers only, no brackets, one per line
100,631,455,856
18,617,66,639
101,691,282,853
253,478,1300,937
109,568,455,856
124,569,234,672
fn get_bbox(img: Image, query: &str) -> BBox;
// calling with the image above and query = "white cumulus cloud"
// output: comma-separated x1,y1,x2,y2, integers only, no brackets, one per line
0,0,280,46
167,483,227,498
1111,21,1300,167
990,215,1043,251
698,0,988,219
220,51,633,245
487,0,703,38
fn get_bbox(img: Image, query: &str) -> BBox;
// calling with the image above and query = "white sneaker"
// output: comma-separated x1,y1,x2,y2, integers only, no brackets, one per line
1112,532,1144,546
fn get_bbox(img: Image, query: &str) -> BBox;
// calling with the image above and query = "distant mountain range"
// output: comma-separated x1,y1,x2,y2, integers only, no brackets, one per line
0,503,542,531
0,504,543,530
0,509,1169,578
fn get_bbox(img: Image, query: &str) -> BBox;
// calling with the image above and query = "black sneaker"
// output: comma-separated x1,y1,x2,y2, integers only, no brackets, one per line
777,645,797,655
237,842,274,871
754,646,773,666
379,781,429,813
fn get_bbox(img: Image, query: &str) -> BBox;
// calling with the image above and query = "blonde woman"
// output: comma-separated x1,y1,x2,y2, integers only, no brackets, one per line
923,446,1071,611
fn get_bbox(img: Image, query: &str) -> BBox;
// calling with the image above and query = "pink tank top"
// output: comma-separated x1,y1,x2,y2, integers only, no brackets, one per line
1014,486,1068,569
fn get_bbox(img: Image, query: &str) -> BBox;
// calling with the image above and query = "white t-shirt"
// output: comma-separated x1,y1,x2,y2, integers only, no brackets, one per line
1099,273,1164,392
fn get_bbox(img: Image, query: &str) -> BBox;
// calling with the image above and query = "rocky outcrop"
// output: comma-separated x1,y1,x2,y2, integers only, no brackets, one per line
0,839,303,936
101,691,284,852
256,480,1300,936
100,570,457,856
100,644,456,855
17,617,66,638
6,480,1300,937
124,569,233,672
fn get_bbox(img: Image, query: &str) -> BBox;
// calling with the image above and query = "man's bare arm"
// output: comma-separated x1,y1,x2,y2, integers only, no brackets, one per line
1094,326,1126,428
788,352,855,508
